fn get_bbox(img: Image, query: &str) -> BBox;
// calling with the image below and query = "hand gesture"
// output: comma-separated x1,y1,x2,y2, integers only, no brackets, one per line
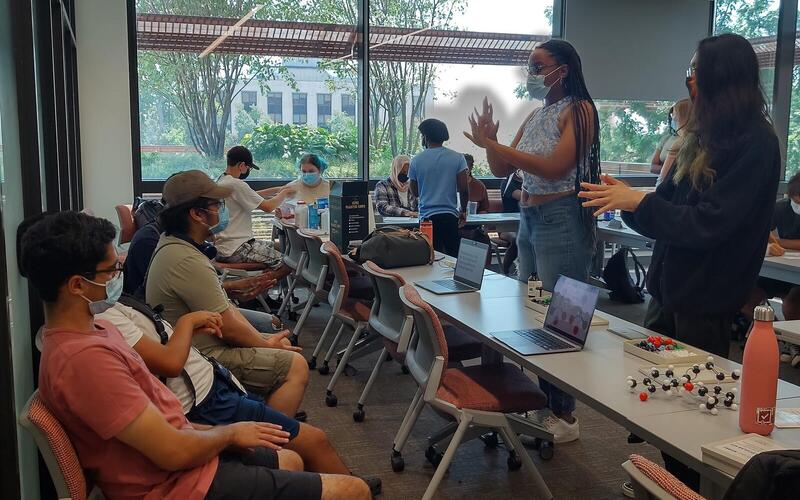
458,212,467,228
264,330,302,352
464,97,499,148
178,311,223,338
578,174,647,217
228,421,290,451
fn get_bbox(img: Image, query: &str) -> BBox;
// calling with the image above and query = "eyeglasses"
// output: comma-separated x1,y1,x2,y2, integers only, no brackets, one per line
686,64,697,79
205,200,226,212
85,261,124,280
524,63,558,76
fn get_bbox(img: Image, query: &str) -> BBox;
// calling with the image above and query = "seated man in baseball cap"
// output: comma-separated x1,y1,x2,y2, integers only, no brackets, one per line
215,146,293,279
146,170,309,419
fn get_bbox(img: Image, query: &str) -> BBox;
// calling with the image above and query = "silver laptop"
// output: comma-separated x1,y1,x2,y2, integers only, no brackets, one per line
492,276,600,355
415,239,489,295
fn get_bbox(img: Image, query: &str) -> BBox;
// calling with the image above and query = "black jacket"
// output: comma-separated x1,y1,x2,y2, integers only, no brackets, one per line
724,450,800,500
622,124,780,315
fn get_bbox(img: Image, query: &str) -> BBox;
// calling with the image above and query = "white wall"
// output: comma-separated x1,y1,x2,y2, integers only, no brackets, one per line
76,0,134,224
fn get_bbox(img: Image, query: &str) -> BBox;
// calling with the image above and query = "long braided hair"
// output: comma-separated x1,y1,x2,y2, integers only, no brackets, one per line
538,40,601,231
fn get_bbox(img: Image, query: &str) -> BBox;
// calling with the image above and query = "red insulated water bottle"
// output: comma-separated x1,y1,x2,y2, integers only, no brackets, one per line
738,304,779,435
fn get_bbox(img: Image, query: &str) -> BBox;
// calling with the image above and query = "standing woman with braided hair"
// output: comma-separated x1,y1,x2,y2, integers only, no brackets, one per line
465,39,601,443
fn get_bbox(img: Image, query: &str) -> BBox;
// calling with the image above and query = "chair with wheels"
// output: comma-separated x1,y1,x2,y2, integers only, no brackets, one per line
291,229,330,346
353,261,484,423
19,390,105,500
313,242,372,406
277,223,309,320
391,284,553,500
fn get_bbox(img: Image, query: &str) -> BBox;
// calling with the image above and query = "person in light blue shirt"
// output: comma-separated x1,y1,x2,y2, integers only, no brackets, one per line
409,118,470,256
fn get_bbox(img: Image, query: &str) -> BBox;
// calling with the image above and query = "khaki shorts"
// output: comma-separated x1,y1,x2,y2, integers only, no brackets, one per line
200,345,295,397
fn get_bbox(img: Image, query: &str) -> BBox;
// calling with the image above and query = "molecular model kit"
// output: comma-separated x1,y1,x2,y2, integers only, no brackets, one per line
626,356,741,416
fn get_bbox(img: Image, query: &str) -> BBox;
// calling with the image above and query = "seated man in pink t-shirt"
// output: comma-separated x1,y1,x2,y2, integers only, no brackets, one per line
18,211,369,500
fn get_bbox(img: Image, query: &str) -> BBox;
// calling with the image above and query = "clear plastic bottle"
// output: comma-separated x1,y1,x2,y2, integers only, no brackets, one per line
295,201,309,229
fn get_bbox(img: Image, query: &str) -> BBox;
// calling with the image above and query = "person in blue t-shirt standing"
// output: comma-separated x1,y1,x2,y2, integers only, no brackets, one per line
409,118,470,257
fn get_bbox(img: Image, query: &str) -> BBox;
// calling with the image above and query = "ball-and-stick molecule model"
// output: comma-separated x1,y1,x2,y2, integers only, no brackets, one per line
625,357,740,415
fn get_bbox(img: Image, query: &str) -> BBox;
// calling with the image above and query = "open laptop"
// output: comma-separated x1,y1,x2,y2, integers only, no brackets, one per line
492,275,600,355
415,239,490,295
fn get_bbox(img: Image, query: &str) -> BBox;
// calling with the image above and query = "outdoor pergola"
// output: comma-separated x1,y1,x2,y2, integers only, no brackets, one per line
136,13,548,66
137,14,800,69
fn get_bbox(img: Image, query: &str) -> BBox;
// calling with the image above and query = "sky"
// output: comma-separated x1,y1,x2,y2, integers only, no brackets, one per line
428,0,553,164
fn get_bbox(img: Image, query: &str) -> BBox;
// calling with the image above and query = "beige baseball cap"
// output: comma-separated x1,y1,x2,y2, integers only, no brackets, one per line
162,170,233,208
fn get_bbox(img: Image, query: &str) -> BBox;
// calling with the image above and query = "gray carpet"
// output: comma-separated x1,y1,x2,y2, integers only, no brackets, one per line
287,300,664,500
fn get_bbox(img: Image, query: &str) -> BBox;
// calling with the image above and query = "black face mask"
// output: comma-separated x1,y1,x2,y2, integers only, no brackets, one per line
239,167,251,180
398,172,409,183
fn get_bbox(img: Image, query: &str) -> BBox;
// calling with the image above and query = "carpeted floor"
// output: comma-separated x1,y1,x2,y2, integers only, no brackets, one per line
285,298,664,500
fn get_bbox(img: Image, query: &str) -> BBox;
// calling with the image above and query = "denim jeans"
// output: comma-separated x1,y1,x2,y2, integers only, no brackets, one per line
238,307,277,333
517,194,592,415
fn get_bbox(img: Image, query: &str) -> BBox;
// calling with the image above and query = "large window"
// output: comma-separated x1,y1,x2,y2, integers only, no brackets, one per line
367,0,554,179
267,92,282,123
134,1,360,183
292,92,307,124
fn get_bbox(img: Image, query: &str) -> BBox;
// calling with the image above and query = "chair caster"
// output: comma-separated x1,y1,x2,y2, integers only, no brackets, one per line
425,446,443,467
292,296,300,304
401,365,410,374
353,406,365,423
318,362,330,375
308,356,317,370
325,391,338,407
391,451,405,472
507,453,522,471
480,432,499,448
385,352,393,362
539,440,554,460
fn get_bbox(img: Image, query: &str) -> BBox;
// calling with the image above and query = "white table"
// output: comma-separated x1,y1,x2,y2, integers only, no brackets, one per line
773,320,800,347
627,397,800,496
598,221,800,286
387,261,800,495
597,220,654,249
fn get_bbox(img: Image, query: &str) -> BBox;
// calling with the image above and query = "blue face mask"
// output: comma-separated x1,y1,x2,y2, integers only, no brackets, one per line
301,172,320,186
81,272,124,315
208,205,229,234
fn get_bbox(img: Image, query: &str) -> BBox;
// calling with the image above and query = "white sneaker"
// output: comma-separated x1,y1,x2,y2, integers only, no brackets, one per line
791,345,800,368
781,353,792,363
541,415,580,443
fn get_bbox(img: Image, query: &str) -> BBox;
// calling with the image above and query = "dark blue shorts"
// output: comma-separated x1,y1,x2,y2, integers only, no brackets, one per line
188,373,301,439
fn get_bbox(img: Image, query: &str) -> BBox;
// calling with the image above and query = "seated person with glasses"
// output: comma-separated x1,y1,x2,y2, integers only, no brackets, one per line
146,171,309,419
19,210,370,500
96,298,380,492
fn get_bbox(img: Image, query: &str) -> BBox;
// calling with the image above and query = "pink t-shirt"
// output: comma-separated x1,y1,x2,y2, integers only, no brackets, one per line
38,320,217,500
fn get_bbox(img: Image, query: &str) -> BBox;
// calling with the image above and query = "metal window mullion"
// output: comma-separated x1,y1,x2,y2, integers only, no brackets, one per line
772,0,798,179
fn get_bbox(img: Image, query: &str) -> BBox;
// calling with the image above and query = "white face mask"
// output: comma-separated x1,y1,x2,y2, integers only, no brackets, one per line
526,66,563,101
791,200,800,216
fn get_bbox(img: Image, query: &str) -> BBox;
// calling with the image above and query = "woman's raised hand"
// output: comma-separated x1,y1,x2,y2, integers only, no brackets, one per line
464,97,499,148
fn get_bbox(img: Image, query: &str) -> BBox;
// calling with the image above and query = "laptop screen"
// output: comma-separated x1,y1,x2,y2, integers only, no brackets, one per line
543,276,600,346
453,239,489,288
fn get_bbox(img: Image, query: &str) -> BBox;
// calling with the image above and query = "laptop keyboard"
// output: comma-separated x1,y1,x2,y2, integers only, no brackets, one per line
514,329,574,351
431,280,474,291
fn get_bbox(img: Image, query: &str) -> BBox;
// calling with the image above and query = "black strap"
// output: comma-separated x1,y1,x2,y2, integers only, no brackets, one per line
117,293,198,406
625,248,647,291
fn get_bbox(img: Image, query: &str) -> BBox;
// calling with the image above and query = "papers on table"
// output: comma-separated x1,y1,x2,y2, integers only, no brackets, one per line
701,434,788,476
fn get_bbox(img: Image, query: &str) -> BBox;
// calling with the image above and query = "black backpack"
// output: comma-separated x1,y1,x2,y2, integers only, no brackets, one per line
602,248,646,304
133,198,165,229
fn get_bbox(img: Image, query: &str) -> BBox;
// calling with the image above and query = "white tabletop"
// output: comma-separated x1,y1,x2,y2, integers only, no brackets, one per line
628,397,800,488
388,259,800,491
378,212,520,229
